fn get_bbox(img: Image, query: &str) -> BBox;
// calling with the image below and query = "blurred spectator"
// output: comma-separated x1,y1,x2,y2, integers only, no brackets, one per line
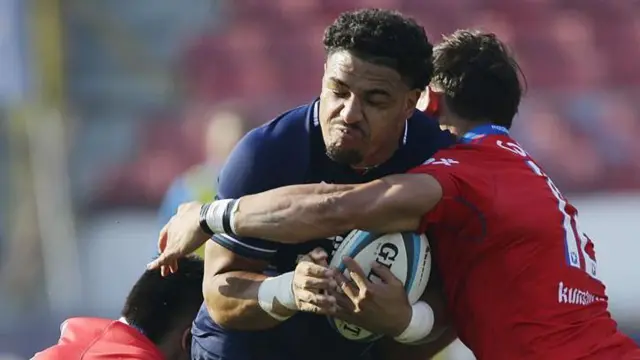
513,99,606,192
158,104,249,256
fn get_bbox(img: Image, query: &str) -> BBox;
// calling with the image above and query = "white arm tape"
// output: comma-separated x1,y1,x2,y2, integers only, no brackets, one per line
205,199,236,234
257,271,297,321
228,199,239,234
393,301,435,344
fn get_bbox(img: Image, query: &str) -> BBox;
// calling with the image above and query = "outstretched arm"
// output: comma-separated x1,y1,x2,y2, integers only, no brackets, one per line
229,173,443,243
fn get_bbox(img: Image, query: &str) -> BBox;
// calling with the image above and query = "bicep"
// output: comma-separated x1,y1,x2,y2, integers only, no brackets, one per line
204,241,269,278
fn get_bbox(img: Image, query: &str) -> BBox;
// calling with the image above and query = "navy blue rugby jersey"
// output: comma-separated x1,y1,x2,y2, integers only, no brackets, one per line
191,99,454,360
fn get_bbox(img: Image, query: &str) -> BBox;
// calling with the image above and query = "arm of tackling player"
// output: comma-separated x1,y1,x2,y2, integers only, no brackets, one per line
223,173,443,242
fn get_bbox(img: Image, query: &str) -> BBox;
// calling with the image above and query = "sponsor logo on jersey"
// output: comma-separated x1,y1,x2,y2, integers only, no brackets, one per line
558,281,605,305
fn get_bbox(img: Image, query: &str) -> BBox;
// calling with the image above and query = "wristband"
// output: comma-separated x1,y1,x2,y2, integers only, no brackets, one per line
393,301,435,344
257,272,297,321
201,199,239,235
199,203,214,236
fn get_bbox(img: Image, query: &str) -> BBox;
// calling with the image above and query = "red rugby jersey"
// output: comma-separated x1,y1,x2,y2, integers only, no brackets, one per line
33,317,164,360
409,134,637,360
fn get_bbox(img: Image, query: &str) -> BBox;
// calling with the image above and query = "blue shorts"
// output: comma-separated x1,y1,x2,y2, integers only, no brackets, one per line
191,306,374,360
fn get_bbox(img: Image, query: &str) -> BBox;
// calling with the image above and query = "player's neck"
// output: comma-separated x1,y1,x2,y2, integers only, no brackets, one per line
452,120,494,139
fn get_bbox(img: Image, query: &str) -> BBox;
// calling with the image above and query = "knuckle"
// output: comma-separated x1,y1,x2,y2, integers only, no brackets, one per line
299,278,312,289
296,290,311,303
295,262,307,274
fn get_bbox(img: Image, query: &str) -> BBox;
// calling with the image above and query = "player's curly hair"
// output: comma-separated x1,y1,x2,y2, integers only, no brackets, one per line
431,30,524,128
121,255,204,344
323,9,433,90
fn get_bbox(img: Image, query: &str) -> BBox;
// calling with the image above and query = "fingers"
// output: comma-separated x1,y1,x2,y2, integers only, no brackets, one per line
294,257,340,315
343,257,369,292
146,257,161,271
308,248,329,266
147,253,178,277
158,225,168,253
294,275,337,291
296,248,329,267
169,261,178,274
330,288,356,313
334,272,358,301
370,262,400,285
298,261,335,278
294,261,337,291
295,290,337,314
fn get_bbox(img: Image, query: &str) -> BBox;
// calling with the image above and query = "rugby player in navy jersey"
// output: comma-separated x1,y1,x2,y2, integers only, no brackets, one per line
150,9,455,360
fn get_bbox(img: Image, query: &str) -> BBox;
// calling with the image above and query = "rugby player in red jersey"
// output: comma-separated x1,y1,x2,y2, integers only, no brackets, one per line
34,256,203,360
153,30,640,359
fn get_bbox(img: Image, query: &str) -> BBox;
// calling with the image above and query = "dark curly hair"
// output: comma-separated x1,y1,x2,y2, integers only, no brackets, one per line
121,255,204,344
323,9,433,90
431,30,524,128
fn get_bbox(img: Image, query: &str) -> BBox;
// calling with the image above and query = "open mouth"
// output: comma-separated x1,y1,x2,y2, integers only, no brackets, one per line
334,125,362,140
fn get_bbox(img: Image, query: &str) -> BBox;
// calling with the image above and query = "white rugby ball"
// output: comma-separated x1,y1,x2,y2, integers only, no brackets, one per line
327,230,432,342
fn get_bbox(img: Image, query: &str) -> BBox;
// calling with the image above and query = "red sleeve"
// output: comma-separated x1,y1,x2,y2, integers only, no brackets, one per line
408,149,478,233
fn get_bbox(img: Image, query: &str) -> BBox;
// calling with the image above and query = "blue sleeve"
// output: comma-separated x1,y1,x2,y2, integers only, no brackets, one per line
158,178,192,227
211,127,293,260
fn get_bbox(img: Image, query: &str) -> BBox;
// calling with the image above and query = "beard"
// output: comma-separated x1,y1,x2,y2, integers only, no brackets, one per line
325,143,363,165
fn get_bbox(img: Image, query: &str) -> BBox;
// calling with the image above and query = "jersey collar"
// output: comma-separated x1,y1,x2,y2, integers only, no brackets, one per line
459,124,509,144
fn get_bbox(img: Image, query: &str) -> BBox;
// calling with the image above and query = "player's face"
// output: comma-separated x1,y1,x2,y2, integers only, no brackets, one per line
319,51,420,166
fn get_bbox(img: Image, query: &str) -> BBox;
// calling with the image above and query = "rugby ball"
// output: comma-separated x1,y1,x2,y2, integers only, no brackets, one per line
327,230,431,342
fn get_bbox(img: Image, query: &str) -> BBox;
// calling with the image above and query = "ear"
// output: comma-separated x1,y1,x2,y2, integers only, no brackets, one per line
181,326,192,351
416,89,429,112
404,89,422,118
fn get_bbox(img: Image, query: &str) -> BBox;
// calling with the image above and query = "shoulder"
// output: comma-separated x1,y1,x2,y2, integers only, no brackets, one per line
412,144,485,176
32,344,80,360
231,101,314,160
218,102,315,197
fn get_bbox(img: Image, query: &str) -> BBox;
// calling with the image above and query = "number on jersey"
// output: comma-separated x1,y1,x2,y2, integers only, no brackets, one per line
497,140,599,280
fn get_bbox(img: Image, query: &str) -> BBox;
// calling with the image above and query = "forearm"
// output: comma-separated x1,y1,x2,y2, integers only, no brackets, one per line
232,179,424,241
232,183,356,242
204,271,296,330
206,175,435,244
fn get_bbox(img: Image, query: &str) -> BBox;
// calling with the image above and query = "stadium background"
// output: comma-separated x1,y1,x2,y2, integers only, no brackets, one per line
0,0,639,359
